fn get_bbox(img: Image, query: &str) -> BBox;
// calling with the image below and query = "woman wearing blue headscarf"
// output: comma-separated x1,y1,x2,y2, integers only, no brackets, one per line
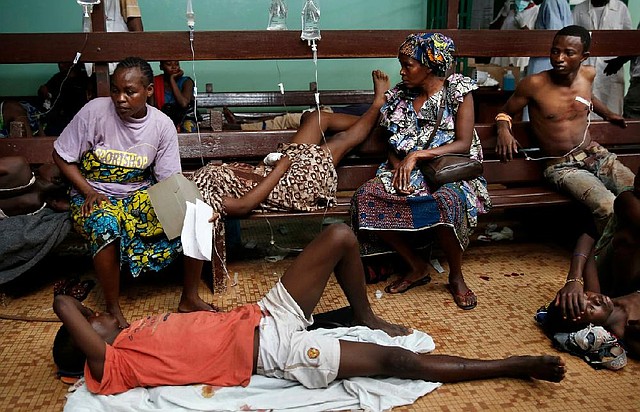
351,33,491,309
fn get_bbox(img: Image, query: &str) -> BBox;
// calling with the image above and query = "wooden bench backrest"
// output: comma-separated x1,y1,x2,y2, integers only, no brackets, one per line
197,90,374,108
3,29,640,97
2,120,638,190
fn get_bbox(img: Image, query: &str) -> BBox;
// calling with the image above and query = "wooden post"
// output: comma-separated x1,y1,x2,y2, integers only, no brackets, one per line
446,0,459,29
90,1,110,97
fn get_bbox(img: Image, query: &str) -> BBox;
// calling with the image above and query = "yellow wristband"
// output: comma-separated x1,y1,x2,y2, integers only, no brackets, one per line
495,113,513,129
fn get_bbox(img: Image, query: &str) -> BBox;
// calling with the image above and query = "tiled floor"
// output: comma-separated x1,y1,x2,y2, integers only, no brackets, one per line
0,216,638,411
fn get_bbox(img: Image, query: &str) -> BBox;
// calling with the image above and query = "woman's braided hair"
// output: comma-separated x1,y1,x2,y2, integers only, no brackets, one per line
114,56,154,86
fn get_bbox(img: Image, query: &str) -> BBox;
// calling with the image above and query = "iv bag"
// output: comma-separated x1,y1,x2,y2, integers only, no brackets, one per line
267,0,287,31
77,0,100,19
301,0,321,41
77,0,100,31
186,0,195,29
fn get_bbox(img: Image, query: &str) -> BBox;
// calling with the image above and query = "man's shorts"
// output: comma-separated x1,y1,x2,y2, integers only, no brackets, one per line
256,281,340,388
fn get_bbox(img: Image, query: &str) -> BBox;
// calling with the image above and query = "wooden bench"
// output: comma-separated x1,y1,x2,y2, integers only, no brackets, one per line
194,89,374,130
3,120,639,290
197,90,374,109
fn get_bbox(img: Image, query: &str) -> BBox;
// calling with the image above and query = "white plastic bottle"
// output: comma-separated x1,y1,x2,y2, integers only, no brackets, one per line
301,0,321,41
267,0,288,30
503,69,516,91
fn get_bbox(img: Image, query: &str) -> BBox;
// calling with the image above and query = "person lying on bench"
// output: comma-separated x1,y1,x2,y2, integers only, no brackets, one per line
496,25,635,233
222,103,369,131
52,57,214,329
544,167,640,357
53,223,566,396
190,70,390,235
0,156,69,218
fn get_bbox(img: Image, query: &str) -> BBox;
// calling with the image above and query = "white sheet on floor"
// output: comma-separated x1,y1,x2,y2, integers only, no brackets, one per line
64,326,441,412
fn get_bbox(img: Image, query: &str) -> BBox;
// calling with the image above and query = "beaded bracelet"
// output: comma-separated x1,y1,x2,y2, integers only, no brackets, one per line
573,252,589,259
565,278,584,286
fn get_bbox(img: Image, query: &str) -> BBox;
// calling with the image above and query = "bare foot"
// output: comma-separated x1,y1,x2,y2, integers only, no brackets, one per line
371,70,390,107
223,106,238,124
106,303,130,329
512,355,566,382
178,296,219,313
353,313,411,337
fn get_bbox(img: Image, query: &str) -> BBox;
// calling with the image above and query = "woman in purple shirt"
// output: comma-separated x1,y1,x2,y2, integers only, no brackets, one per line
53,57,213,328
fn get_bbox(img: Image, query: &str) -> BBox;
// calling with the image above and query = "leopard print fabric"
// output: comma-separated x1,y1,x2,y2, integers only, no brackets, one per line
262,143,337,212
190,143,337,216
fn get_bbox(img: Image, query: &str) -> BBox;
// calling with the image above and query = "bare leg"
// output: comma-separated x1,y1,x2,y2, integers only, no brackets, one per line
436,225,477,310
178,256,218,313
337,341,566,383
293,110,360,144
291,70,390,165
376,230,431,294
322,70,391,165
280,223,409,336
93,242,129,328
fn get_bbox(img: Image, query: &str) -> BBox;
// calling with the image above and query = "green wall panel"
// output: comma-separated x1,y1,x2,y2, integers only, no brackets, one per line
0,0,427,96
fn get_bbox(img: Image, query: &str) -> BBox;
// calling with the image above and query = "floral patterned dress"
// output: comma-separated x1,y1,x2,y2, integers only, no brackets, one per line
351,74,491,255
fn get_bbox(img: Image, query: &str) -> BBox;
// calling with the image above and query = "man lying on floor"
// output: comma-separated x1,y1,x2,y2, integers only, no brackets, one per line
54,224,565,397
540,167,640,359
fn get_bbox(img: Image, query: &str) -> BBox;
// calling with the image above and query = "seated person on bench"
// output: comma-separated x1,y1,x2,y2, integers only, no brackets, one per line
53,223,566,396
545,167,640,357
52,57,213,329
149,60,196,132
496,25,634,232
0,156,69,218
0,62,93,137
351,33,490,311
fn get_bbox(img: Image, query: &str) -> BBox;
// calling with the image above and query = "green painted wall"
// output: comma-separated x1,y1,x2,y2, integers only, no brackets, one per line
630,1,640,26
2,1,639,96
0,0,427,96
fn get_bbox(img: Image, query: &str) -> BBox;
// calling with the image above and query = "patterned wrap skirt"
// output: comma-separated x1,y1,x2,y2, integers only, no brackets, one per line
70,151,182,277
351,175,491,256
191,142,337,215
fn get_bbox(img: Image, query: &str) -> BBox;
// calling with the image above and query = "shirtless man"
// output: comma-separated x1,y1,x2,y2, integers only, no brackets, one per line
54,224,565,396
0,156,69,218
496,25,635,231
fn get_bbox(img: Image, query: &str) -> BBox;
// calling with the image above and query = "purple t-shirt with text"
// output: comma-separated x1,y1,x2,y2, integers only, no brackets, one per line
54,97,181,198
